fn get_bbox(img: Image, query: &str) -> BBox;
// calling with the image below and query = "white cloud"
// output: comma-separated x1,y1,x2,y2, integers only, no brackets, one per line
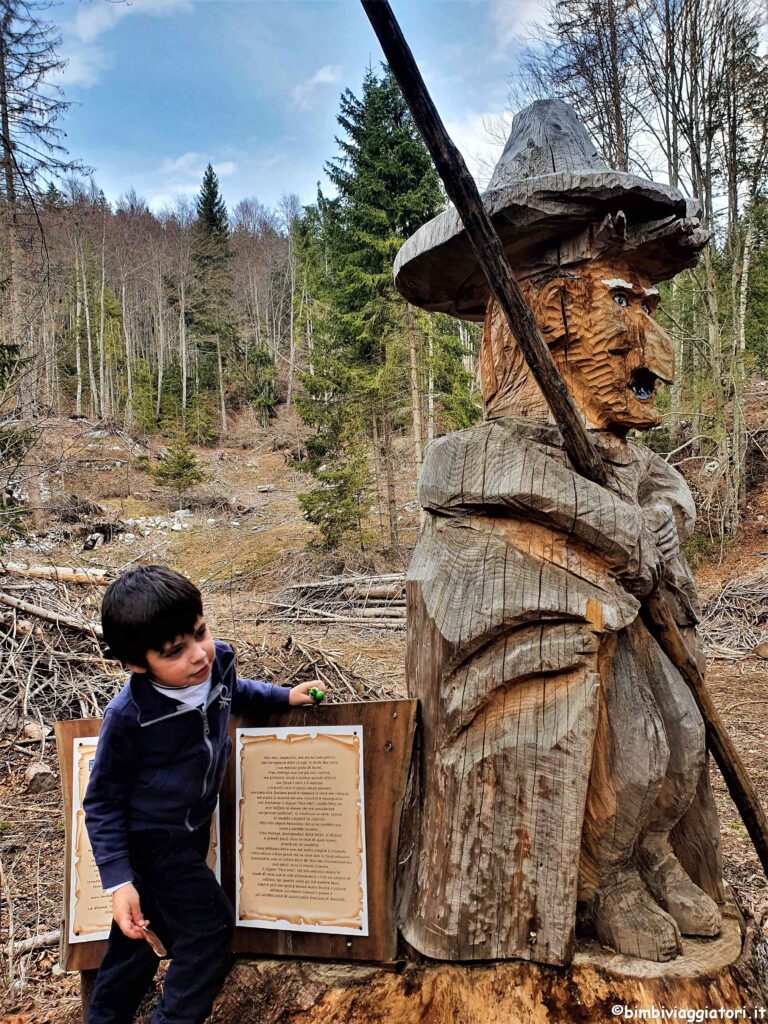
148,183,199,212
58,0,193,89
160,151,203,175
158,153,237,179
55,44,111,88
291,64,342,111
148,154,239,211
72,0,193,44
444,110,511,188
489,0,545,48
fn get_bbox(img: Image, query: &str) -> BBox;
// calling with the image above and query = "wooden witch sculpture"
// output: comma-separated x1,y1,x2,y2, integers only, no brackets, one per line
395,100,725,966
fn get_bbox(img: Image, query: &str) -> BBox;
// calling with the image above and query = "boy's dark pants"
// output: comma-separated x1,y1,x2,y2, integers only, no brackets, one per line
87,825,233,1024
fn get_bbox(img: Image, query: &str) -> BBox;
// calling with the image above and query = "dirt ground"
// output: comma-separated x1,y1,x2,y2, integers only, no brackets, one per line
1,410,767,1022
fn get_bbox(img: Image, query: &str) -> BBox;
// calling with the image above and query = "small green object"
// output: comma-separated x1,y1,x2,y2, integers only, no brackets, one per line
309,687,325,703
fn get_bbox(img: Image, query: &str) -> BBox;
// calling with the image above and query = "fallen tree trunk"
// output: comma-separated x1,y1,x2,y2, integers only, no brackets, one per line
6,929,60,955
0,591,103,637
0,562,112,585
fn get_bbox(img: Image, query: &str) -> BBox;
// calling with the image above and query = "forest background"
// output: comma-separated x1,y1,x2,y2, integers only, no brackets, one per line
2,0,768,1016
1,0,768,555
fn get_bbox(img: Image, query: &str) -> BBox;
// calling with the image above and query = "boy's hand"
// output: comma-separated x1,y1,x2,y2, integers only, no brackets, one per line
112,883,148,940
289,680,325,706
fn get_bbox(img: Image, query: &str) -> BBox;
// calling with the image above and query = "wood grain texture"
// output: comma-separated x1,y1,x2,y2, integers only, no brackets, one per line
223,699,416,963
380,86,708,322
399,419,724,965
479,261,675,433
210,903,766,1024
54,718,108,973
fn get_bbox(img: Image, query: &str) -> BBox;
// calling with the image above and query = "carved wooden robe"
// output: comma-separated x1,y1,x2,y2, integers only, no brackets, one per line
398,419,722,965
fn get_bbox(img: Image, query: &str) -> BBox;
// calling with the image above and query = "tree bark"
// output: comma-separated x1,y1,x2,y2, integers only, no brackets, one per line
406,305,423,474
80,248,98,419
0,18,21,352
732,216,754,513
217,336,228,436
97,213,107,418
121,280,133,427
74,286,83,418
208,911,766,1024
179,279,188,410
380,398,399,551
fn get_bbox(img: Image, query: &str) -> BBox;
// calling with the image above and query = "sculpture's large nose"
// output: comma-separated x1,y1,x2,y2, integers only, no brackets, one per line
643,317,674,384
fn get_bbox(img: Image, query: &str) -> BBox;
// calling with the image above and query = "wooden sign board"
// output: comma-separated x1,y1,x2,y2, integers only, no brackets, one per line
225,699,415,961
55,699,416,970
55,718,110,972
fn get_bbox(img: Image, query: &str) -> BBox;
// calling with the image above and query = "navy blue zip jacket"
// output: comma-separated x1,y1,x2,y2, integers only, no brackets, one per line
83,640,290,890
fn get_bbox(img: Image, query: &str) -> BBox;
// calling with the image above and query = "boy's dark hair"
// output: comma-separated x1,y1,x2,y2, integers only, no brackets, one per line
101,565,203,667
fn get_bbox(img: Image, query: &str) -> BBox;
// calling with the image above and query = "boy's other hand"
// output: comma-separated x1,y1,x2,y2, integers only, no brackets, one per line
112,883,148,939
289,680,325,706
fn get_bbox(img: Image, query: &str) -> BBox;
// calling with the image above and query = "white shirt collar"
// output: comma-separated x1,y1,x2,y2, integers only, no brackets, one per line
151,675,211,708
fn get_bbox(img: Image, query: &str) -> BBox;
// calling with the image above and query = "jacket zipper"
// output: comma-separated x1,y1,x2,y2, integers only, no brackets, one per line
184,683,229,831
199,682,228,803
199,705,214,801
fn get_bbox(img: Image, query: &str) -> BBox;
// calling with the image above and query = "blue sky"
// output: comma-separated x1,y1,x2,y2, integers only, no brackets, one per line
54,0,544,214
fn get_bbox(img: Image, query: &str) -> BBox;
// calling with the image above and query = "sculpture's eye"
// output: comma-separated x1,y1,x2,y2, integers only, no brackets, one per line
641,301,652,315
613,293,629,308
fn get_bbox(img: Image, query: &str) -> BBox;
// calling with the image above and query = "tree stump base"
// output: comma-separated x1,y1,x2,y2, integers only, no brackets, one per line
213,905,767,1023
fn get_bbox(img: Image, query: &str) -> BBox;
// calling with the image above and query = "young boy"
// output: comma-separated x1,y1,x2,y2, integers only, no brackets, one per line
83,565,321,1024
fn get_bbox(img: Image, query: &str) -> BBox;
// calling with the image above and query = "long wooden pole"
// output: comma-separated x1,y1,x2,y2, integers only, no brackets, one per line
360,0,768,878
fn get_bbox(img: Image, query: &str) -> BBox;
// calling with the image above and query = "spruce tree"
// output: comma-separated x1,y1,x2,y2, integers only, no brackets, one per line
297,65,444,551
150,430,207,509
191,165,233,435
0,1,80,358
196,164,229,243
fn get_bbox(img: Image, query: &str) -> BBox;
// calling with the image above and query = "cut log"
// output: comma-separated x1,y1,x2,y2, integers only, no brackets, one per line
24,761,57,793
210,908,767,1024
0,562,112,585
342,584,405,600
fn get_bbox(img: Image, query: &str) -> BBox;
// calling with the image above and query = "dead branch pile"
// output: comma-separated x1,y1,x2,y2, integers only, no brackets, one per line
698,570,768,660
0,566,121,730
232,634,403,702
261,573,407,628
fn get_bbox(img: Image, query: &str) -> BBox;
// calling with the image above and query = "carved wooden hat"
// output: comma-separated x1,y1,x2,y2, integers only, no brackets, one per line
394,99,709,321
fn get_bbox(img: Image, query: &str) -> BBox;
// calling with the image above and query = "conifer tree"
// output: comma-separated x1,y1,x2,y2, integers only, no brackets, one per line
150,430,206,509
191,164,234,435
0,0,79,373
297,65,445,551
190,165,277,435
196,164,229,242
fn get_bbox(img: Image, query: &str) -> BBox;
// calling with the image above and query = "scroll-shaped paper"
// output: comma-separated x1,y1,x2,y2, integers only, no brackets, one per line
69,738,112,943
67,737,221,945
236,726,368,935
207,802,221,883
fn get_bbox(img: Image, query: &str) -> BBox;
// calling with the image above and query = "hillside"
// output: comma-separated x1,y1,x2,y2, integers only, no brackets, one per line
1,408,767,1022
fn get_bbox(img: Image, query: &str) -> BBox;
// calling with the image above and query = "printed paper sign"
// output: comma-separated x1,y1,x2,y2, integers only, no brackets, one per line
69,738,112,943
236,725,368,935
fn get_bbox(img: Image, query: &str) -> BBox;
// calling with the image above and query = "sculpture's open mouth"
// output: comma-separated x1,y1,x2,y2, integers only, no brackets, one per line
628,368,660,402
